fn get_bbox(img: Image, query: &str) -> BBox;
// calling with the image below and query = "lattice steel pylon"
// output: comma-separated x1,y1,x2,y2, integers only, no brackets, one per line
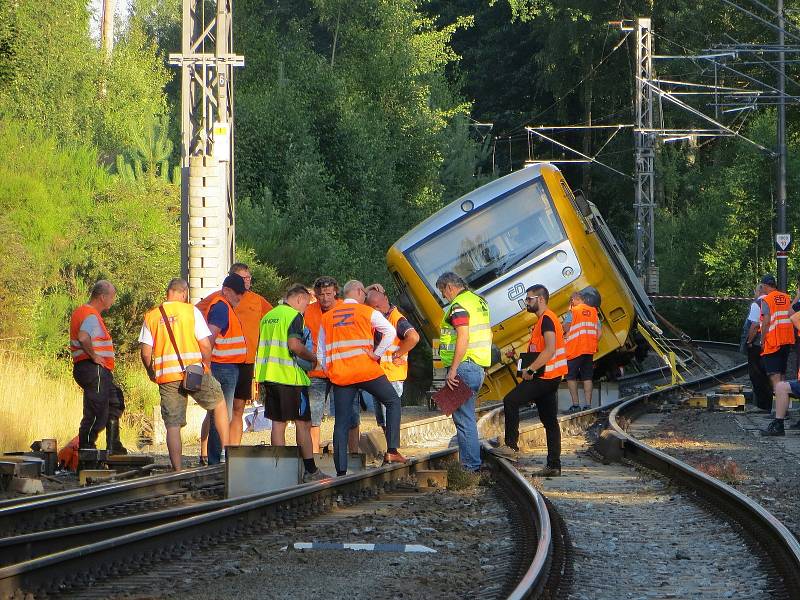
634,17,658,293
169,0,244,303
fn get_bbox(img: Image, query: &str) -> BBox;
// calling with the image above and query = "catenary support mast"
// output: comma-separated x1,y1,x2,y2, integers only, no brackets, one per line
170,0,244,303
634,17,658,293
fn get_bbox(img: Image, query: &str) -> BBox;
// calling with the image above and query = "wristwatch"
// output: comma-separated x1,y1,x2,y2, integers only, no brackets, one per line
525,368,534,376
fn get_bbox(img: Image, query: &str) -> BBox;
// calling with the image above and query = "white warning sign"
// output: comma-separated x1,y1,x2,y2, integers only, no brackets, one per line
776,233,792,251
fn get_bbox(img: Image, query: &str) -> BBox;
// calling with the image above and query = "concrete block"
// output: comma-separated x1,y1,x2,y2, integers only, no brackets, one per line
11,477,44,495
359,430,388,457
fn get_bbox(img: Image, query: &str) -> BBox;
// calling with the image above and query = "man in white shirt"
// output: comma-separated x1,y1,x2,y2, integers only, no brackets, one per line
743,284,771,412
316,280,404,475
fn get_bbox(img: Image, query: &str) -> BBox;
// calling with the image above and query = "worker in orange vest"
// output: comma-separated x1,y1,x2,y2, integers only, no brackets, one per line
759,274,796,436
317,280,406,475
564,291,600,413
139,278,229,471
202,273,248,465
495,284,567,476
196,264,273,457
363,283,420,433
304,276,342,453
69,280,126,452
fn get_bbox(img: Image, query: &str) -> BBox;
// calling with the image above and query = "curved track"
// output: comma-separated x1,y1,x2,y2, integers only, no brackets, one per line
2,340,792,600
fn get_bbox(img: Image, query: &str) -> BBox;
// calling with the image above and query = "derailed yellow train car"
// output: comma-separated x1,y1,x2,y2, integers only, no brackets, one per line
387,163,654,402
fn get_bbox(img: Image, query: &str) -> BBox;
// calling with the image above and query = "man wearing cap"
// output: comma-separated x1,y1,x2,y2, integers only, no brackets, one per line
203,273,248,464
759,274,795,436
197,263,273,451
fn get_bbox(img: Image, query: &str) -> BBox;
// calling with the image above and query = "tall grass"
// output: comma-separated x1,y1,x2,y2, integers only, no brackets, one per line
0,349,138,453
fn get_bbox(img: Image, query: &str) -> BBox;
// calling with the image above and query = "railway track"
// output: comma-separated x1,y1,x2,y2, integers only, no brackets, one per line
2,340,793,599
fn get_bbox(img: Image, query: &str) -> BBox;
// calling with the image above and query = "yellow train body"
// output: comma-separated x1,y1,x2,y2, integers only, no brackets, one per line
387,163,637,402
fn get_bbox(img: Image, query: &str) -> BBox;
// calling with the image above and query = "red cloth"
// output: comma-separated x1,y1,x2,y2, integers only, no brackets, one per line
432,378,472,416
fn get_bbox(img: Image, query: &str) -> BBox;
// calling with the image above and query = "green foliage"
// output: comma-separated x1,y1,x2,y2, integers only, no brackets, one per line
0,0,169,158
116,114,177,183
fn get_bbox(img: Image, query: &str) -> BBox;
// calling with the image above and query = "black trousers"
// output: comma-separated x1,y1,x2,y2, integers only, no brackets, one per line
747,345,772,410
503,377,562,468
73,361,123,448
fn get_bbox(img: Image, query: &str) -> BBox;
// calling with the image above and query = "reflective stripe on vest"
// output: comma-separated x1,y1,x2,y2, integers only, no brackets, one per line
209,297,247,363
69,304,115,370
380,307,410,382
529,308,568,379
254,304,310,386
761,291,795,356
564,304,599,360
438,290,492,368
322,302,385,386
144,302,204,384
304,299,342,379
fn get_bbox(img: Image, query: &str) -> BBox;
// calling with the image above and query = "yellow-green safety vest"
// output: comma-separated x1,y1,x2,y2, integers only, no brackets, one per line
254,304,311,386
439,290,492,367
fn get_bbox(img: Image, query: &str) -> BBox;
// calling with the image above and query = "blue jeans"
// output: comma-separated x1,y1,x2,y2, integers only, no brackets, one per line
451,361,484,472
362,381,403,427
208,362,239,464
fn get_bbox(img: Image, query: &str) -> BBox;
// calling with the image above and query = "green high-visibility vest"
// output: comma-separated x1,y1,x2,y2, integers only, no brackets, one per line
439,290,492,367
254,304,311,386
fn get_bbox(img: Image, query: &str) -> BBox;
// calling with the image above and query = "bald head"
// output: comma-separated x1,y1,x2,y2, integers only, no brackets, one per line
166,278,189,302
343,279,367,302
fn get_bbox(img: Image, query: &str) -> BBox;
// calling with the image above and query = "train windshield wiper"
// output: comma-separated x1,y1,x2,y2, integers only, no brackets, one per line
496,241,548,276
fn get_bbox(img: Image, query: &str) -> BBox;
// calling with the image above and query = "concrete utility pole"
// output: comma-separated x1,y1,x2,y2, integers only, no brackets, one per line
169,1,244,303
100,0,115,60
776,0,789,291
634,17,658,293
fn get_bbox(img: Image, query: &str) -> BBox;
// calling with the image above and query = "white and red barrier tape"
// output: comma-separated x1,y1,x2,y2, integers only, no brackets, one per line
649,294,752,302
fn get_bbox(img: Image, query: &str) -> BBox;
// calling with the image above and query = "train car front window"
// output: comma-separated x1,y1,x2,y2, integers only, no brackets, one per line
408,178,564,292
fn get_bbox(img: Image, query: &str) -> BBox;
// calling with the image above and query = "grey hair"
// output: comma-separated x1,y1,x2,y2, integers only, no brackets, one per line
342,279,365,298
435,272,467,292
90,280,115,299
166,278,189,294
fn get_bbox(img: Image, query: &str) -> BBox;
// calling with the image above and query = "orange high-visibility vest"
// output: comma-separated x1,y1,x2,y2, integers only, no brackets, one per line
321,302,384,386
761,290,794,355
143,302,205,384
564,303,599,360
197,290,272,364
529,308,568,379
380,306,411,382
207,296,247,364
69,304,115,370
305,299,342,379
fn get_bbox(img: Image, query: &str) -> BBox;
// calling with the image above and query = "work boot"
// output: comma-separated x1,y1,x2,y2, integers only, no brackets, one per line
530,465,561,477
490,445,521,460
760,418,785,437
383,451,408,465
105,418,129,455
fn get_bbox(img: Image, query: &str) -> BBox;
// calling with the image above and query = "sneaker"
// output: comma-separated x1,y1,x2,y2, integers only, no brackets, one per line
565,405,581,414
302,469,333,483
760,419,785,436
383,451,408,465
530,465,561,477
490,445,521,460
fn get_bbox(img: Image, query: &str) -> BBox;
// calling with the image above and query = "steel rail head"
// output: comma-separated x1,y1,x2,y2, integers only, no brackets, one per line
607,356,800,597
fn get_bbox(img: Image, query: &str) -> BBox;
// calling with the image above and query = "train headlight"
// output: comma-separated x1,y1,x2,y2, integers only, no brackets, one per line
562,266,574,278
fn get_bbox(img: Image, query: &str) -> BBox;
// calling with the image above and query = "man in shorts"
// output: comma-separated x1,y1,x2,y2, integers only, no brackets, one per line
139,278,229,471
255,285,330,482
759,274,795,437
303,276,342,453
563,292,600,413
